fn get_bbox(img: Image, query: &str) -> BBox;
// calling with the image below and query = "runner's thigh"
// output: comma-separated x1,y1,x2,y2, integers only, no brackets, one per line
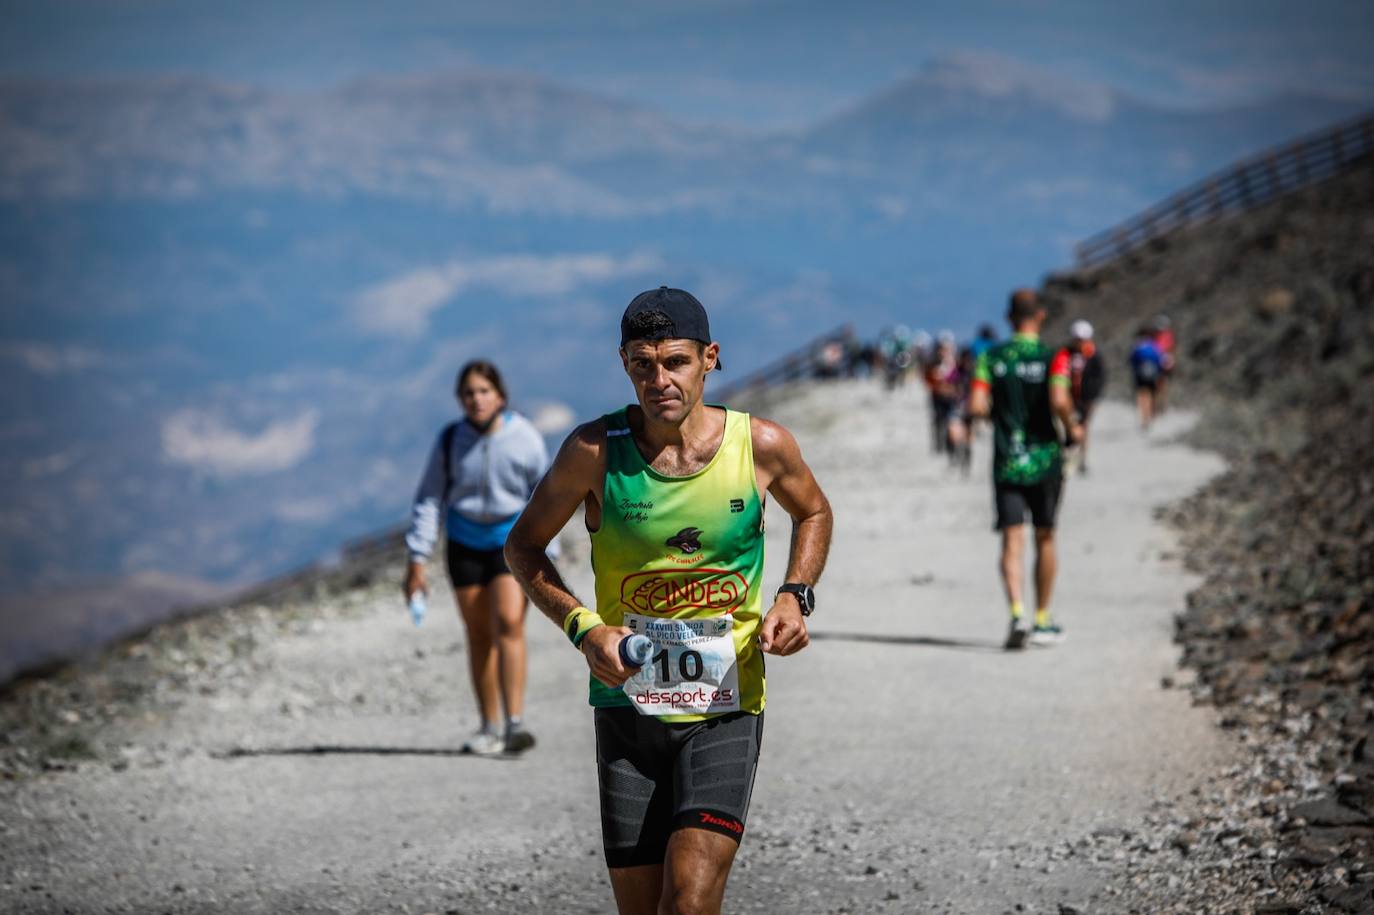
596,708,675,868
672,711,764,841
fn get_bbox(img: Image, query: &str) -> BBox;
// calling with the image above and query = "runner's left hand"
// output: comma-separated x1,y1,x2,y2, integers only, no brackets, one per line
759,600,809,656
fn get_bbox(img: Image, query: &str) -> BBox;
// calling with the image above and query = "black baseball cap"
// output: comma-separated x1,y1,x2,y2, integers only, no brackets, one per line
620,286,723,369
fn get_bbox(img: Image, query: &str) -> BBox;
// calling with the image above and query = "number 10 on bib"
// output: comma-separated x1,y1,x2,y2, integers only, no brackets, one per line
621,614,741,716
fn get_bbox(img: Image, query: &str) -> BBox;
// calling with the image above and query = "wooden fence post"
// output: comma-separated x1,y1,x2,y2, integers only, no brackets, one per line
1235,166,1253,206
1207,179,1222,216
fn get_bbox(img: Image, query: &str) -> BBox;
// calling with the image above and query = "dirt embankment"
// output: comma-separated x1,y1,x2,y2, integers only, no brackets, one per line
1040,158,1374,912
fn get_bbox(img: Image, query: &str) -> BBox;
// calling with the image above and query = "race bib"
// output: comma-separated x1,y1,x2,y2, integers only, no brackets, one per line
621,613,741,716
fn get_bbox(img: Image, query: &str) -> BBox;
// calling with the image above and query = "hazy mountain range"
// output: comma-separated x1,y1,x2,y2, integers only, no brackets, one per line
0,54,1367,678
4,58,1361,216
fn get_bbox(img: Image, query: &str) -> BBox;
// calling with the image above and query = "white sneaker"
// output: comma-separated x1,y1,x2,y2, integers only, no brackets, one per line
462,729,504,756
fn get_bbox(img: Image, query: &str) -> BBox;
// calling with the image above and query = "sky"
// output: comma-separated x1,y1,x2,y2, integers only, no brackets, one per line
4,0,1372,128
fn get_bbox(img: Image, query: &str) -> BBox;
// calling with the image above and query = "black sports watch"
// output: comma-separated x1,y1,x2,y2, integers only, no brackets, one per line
776,583,815,617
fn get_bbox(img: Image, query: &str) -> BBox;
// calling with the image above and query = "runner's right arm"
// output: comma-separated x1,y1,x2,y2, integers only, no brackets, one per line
1048,349,1084,444
504,420,635,687
968,351,991,417
403,431,448,601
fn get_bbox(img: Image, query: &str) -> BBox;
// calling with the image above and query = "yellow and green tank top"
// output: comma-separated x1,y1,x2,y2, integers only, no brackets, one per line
589,405,766,721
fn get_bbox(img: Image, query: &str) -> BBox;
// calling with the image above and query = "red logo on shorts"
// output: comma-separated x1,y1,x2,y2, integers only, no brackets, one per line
698,812,744,834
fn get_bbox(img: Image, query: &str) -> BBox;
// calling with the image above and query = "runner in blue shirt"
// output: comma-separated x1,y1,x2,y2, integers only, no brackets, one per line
1129,327,1164,431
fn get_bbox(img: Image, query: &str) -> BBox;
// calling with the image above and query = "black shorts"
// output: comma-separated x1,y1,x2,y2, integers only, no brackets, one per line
594,707,764,868
445,538,511,587
1135,377,1158,392
994,476,1063,530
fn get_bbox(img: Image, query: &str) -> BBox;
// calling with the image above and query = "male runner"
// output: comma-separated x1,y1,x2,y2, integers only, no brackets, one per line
505,286,833,915
1065,319,1105,476
1150,313,1177,414
1130,326,1164,431
969,289,1082,650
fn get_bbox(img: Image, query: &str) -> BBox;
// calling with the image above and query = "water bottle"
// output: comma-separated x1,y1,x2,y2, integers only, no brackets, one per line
408,592,427,627
618,633,653,668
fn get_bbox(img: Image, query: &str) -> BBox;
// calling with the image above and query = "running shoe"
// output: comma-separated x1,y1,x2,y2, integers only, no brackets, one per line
504,727,536,755
461,729,504,756
1004,618,1030,651
1029,622,1066,646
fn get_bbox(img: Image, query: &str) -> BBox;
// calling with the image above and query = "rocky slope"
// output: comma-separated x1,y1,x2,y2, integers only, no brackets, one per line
1041,157,1374,912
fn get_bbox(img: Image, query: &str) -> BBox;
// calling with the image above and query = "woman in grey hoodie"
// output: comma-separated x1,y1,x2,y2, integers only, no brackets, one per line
404,361,553,755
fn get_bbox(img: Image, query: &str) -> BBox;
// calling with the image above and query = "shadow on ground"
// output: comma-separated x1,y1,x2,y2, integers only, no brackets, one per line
213,745,522,760
809,630,1003,652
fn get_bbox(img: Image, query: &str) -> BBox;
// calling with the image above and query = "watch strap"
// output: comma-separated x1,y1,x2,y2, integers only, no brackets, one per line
776,582,815,616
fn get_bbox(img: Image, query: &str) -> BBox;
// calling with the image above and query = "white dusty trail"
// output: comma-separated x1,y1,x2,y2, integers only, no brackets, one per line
2,380,1237,914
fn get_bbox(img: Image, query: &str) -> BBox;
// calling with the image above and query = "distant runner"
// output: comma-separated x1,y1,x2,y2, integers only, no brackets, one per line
969,322,999,359
1130,326,1164,431
1065,320,1106,476
1151,314,1177,414
970,289,1083,650
879,324,914,390
506,286,833,915
404,361,553,755
926,334,961,456
944,345,976,475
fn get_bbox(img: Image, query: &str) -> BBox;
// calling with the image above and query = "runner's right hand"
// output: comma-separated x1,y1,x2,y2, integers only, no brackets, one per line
403,561,427,601
581,625,636,688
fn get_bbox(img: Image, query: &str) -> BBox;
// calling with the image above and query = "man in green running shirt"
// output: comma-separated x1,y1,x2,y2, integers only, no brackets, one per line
505,286,833,915
969,289,1083,650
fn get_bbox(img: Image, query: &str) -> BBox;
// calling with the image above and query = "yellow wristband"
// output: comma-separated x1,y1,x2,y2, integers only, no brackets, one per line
562,606,604,648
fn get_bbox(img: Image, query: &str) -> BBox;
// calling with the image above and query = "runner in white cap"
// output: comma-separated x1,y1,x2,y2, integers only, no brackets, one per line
1065,320,1105,476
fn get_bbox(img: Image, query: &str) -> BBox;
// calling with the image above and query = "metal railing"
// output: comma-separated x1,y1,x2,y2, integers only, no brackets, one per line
1076,111,1374,268
712,324,855,404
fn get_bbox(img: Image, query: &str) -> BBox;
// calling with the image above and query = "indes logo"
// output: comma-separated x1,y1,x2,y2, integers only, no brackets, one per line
666,527,704,554
621,569,749,615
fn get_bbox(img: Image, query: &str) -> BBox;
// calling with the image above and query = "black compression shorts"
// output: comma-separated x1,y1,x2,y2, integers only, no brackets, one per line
994,476,1063,530
594,707,764,868
445,538,511,587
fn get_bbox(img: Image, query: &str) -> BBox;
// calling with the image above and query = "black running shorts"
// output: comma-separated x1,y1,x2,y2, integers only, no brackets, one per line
445,538,511,587
593,706,764,868
994,475,1063,530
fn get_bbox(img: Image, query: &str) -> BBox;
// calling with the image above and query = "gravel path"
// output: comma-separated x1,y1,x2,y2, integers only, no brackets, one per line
1,380,1238,914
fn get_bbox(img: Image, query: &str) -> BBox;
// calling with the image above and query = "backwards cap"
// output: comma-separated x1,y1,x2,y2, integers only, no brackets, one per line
620,286,723,369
